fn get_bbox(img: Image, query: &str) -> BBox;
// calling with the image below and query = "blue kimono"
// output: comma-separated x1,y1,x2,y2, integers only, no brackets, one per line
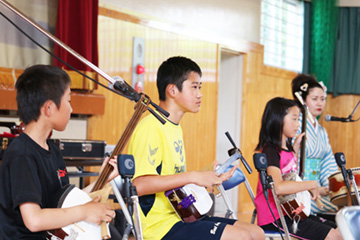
296,113,338,213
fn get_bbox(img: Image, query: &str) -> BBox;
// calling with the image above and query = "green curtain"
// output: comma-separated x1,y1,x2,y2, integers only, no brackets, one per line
329,8,360,96
303,0,337,88
302,1,311,74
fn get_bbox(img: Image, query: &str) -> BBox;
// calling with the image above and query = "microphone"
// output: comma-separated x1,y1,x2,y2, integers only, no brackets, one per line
118,154,135,178
324,114,354,122
111,76,141,102
253,153,269,200
334,152,356,205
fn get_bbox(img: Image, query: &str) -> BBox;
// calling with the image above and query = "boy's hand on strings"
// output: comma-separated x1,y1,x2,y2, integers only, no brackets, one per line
218,165,237,182
192,162,237,193
83,195,116,225
99,155,119,183
192,171,221,192
212,160,237,179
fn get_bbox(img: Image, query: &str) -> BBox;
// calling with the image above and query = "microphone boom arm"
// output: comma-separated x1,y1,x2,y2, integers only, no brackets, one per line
225,131,252,174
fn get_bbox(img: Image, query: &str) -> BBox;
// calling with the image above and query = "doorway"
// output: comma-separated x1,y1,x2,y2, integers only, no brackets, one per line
214,51,244,216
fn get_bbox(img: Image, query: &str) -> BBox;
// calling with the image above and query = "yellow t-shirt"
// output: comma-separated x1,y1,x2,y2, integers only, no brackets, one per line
129,112,186,240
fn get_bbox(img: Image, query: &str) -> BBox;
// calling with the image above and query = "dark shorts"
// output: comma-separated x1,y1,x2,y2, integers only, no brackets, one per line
261,215,334,240
162,216,236,240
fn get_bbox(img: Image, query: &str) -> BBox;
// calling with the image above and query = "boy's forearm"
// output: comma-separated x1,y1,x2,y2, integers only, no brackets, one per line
133,172,194,196
82,181,96,194
20,203,87,232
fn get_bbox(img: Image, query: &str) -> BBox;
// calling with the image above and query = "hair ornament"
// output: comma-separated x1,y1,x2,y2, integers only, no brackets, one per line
300,83,308,92
318,81,327,97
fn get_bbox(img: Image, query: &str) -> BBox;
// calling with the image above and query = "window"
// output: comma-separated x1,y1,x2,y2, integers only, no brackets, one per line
260,0,304,72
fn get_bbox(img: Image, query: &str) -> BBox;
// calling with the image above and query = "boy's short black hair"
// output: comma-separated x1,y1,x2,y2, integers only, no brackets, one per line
156,56,202,101
15,65,71,124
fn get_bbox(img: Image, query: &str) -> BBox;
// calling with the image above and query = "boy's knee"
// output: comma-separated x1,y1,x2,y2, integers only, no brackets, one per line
222,224,264,240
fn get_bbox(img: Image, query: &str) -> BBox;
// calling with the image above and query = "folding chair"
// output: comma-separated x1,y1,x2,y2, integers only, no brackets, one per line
336,206,360,240
221,166,290,240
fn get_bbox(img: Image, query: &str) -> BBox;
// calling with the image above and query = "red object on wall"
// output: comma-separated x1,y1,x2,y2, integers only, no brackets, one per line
136,64,145,75
53,0,99,71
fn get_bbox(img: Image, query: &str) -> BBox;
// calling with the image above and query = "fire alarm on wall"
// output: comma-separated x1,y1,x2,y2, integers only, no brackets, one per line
132,37,145,93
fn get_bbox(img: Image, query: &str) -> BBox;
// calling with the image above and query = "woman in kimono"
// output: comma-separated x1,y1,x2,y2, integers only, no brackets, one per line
291,74,338,222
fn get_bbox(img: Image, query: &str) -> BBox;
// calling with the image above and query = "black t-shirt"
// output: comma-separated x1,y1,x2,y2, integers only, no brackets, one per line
262,144,292,169
0,133,69,239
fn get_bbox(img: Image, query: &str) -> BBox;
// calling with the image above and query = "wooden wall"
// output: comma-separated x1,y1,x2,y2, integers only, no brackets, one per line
321,95,360,169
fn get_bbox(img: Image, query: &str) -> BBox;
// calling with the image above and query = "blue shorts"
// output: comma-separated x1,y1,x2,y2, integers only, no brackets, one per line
162,216,236,240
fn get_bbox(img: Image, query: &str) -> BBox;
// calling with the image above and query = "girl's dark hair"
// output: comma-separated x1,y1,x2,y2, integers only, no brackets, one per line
291,74,323,107
157,56,202,101
256,97,298,152
15,65,71,124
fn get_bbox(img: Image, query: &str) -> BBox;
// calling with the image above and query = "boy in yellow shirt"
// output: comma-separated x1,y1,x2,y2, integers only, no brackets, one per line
129,56,264,240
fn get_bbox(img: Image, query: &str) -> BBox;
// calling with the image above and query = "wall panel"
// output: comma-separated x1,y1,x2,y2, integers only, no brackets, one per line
238,49,298,212
321,95,360,169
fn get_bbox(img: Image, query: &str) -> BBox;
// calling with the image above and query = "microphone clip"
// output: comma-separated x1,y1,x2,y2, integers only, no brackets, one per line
225,132,252,174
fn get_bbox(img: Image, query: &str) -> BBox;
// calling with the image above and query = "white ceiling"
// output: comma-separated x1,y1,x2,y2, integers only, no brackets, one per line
338,0,360,7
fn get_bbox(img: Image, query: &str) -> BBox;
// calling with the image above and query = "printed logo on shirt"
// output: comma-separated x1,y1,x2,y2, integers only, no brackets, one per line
149,146,159,156
148,145,158,166
174,140,184,162
57,168,67,178
57,168,68,186
210,222,221,235
174,164,185,173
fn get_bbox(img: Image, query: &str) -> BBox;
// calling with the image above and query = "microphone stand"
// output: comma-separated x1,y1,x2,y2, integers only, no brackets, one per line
215,150,242,220
110,180,143,240
341,168,356,206
225,132,252,174
347,99,360,120
267,176,291,240
215,132,254,219
347,169,360,205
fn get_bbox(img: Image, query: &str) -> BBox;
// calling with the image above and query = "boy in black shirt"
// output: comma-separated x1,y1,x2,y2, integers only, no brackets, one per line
0,65,118,239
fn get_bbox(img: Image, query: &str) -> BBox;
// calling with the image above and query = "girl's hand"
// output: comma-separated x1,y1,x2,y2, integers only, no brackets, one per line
319,186,329,196
308,180,321,200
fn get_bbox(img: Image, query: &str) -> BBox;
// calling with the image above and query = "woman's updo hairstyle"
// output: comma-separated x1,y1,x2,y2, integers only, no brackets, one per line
291,74,323,107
